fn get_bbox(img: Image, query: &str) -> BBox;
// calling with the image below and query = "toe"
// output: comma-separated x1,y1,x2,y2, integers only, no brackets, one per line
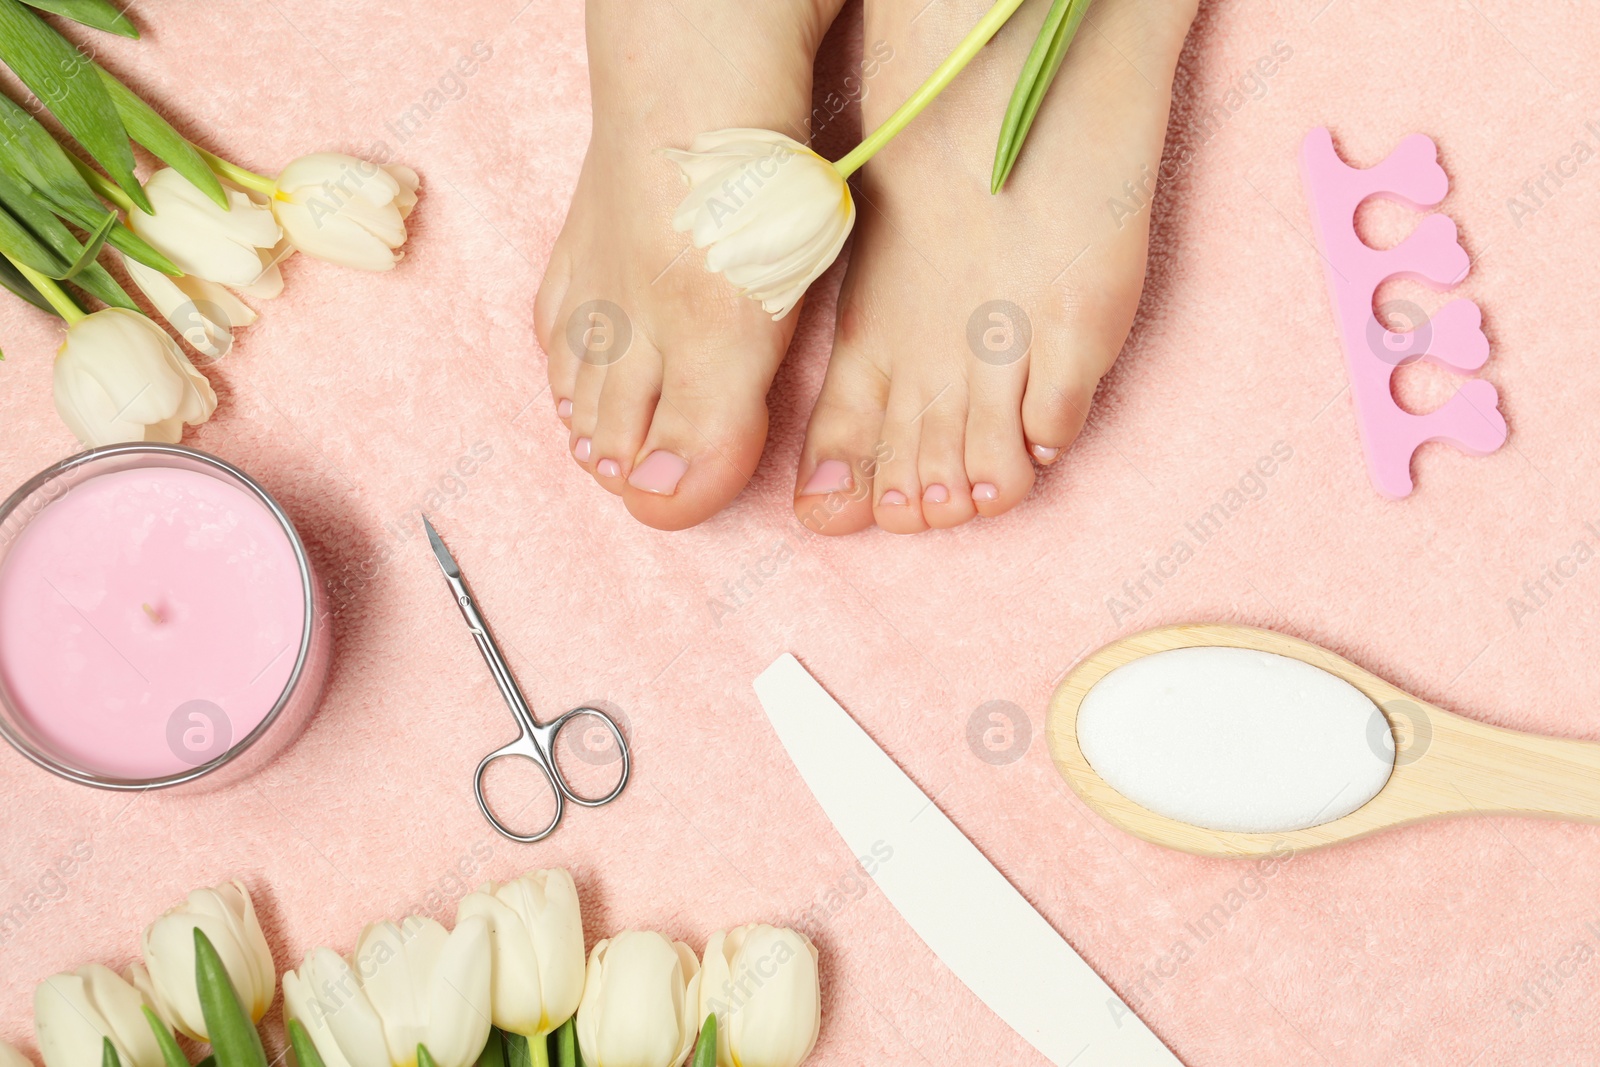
1021,299,1126,466
870,386,928,535
915,397,975,529
590,337,664,496
621,346,774,532
964,356,1035,519
537,254,577,417
567,359,607,474
794,318,886,536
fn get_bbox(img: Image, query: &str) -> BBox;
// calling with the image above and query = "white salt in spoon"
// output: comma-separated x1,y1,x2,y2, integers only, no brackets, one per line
1047,623,1600,857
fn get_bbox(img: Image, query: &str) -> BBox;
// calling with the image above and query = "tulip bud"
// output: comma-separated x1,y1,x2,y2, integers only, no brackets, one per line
52,308,218,447
129,168,285,294
664,129,854,320
699,927,818,1067
138,881,275,1041
34,965,166,1067
354,916,491,1067
456,869,585,1037
283,947,391,1067
272,153,419,272
575,931,701,1067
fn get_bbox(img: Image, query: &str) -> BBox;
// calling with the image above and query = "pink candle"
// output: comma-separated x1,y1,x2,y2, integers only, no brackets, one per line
0,449,326,784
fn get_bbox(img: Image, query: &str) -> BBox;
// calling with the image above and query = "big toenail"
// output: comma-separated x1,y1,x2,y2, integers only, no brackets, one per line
574,437,592,462
597,458,621,478
801,459,853,495
923,484,949,505
628,451,688,495
1031,444,1059,463
557,398,573,419
973,482,999,502
880,489,908,506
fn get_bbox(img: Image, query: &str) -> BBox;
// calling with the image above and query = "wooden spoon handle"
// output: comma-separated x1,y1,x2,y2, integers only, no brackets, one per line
1407,706,1600,822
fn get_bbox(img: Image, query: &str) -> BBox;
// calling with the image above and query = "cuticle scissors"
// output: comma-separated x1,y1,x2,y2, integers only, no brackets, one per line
424,516,629,842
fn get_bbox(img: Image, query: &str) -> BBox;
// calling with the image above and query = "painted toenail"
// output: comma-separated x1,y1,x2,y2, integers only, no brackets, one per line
880,489,908,506
1031,444,1059,463
557,398,573,419
973,482,999,502
573,437,592,462
628,451,688,495
597,458,621,478
923,484,949,505
801,459,853,495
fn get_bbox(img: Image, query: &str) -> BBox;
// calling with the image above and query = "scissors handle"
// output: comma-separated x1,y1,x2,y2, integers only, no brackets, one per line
472,708,630,842
473,737,565,843
545,706,631,807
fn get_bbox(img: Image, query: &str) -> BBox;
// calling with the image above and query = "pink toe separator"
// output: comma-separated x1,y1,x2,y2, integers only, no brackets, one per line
1300,127,1507,499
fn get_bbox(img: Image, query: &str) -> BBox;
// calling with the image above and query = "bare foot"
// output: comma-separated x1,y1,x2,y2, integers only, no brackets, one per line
536,0,845,530
793,0,1198,534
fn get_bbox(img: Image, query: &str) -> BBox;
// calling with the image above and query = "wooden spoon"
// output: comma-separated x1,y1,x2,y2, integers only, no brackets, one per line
1047,623,1600,857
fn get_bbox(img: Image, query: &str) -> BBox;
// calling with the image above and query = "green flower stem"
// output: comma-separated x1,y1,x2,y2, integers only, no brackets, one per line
833,0,1030,178
195,147,277,198
69,155,137,214
529,1038,549,1067
7,254,85,322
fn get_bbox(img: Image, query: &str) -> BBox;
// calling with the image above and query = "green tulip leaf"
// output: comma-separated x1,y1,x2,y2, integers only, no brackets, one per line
0,168,136,307
416,1047,437,1067
195,1057,215,1067
19,0,137,37
287,1020,326,1067
142,1006,190,1067
0,197,67,275
690,1015,716,1067
0,247,56,316
991,0,1093,193
193,928,268,1067
552,1019,578,1067
0,90,108,215
473,1028,505,1067
97,67,227,208
0,92,177,274
102,1038,122,1067
55,205,115,279
501,1033,530,1067
0,0,146,211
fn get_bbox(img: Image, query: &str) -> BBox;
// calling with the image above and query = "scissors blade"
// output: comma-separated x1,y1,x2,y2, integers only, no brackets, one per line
422,515,462,580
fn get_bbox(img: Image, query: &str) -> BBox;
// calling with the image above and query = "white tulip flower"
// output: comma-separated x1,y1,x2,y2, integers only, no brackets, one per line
575,931,702,1067
122,254,257,360
53,308,217,447
282,948,390,1067
664,129,854,320
34,965,165,1067
456,869,585,1038
272,153,420,271
129,168,285,295
354,915,491,1067
138,881,275,1041
699,927,818,1067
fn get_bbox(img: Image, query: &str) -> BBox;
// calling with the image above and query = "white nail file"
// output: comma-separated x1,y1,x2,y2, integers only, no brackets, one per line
754,653,1182,1066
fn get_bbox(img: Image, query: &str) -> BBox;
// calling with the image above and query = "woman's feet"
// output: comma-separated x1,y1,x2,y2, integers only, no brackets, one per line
793,0,1198,534
535,0,844,530
539,0,1197,534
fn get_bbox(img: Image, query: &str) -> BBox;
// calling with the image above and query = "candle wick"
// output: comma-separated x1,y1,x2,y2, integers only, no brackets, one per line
142,603,162,623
